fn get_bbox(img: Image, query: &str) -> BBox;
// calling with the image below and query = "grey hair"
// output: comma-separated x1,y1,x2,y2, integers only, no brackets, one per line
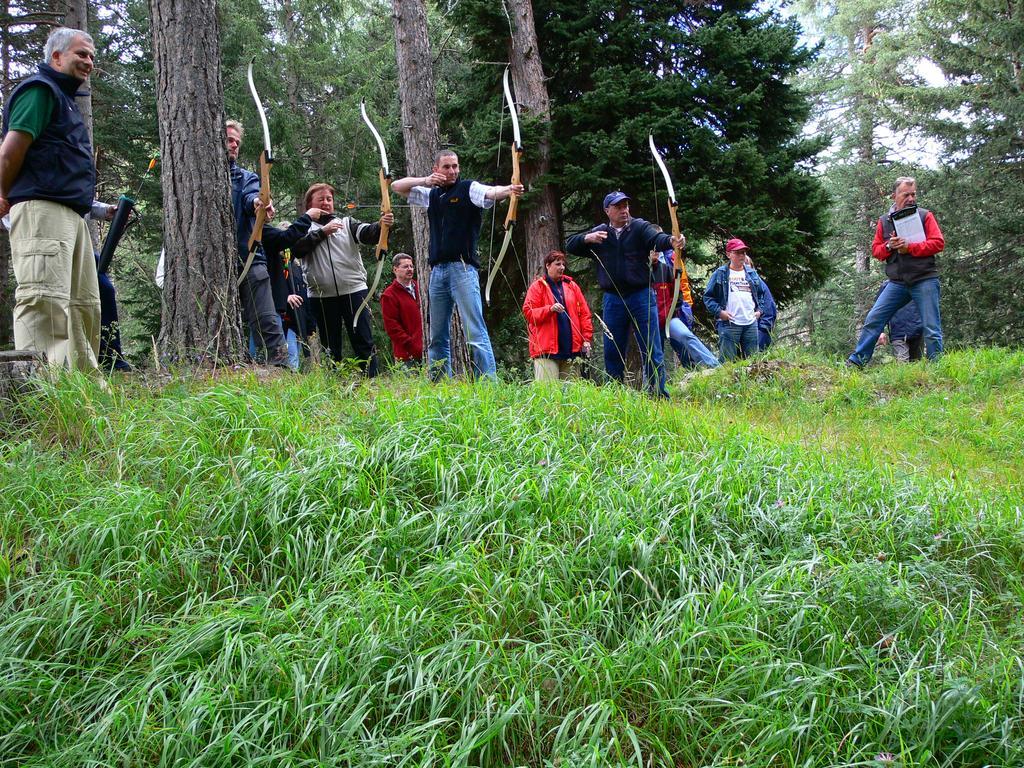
893,176,916,194
225,120,244,139
392,252,414,267
433,149,457,166
45,28,93,62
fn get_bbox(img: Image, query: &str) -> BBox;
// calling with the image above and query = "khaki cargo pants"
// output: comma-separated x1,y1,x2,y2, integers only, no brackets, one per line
533,357,574,381
11,200,100,373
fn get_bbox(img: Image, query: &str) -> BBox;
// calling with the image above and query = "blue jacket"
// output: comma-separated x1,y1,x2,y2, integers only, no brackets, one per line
757,279,777,349
675,299,695,330
566,217,673,295
703,263,769,327
230,161,262,265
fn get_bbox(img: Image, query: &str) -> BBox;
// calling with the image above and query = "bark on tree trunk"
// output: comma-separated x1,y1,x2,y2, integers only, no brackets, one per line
851,25,878,330
149,0,241,365
392,0,436,343
392,0,469,374
506,0,560,280
0,349,45,403
0,3,10,347
0,2,9,349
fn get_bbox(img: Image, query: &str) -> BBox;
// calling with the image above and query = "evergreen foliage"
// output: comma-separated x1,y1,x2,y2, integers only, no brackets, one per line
909,0,1024,345
448,0,831,310
794,0,1024,351
1,0,1020,361
90,0,163,355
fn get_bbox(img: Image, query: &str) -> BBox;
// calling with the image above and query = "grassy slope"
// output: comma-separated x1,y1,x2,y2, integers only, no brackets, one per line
1,350,1022,767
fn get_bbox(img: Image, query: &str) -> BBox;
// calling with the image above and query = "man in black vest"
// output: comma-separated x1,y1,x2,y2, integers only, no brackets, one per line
0,28,100,373
847,177,945,367
392,150,522,379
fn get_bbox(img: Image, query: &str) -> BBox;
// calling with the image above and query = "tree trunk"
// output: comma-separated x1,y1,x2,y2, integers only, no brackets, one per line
506,0,559,280
0,349,45,404
149,0,241,365
0,0,11,348
851,25,877,328
392,0,469,374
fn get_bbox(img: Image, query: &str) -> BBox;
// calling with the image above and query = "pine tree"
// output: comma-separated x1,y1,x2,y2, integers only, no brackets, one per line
792,0,930,351
910,0,1024,344
447,0,831,310
149,0,241,363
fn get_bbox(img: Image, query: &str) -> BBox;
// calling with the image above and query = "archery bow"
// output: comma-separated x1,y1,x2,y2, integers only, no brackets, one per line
648,134,693,338
484,66,522,306
353,99,392,327
237,58,274,288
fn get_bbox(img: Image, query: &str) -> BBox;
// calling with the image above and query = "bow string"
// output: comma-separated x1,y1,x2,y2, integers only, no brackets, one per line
484,67,522,306
353,99,393,327
648,134,693,338
237,58,274,287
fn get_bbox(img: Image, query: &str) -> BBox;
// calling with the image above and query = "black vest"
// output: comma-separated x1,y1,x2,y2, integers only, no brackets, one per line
879,207,938,285
2,64,95,216
427,179,482,267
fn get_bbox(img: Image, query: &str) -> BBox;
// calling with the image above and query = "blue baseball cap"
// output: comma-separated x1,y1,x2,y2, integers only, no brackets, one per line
603,191,630,208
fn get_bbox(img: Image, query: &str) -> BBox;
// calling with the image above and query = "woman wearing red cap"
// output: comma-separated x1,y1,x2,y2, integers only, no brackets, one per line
702,238,770,362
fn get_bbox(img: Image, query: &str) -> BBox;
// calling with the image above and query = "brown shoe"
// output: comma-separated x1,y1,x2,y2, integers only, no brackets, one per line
268,344,291,369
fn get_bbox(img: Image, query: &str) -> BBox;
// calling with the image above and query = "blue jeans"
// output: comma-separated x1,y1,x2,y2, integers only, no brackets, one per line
669,318,720,369
427,262,496,379
250,328,300,370
718,321,759,362
849,277,942,366
603,288,667,397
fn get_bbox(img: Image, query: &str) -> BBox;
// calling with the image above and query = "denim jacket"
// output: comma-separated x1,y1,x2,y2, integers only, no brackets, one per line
703,264,768,328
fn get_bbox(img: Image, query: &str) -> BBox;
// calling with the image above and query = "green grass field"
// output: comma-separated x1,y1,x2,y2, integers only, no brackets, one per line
2,350,1022,767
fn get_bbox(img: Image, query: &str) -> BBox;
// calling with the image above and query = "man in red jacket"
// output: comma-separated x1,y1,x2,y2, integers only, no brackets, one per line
847,177,945,367
380,253,423,367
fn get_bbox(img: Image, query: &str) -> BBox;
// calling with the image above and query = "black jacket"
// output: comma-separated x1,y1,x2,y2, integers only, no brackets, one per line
565,217,673,296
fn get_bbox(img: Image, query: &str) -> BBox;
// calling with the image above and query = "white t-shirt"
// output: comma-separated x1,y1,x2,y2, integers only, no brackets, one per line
725,267,756,326
407,181,497,209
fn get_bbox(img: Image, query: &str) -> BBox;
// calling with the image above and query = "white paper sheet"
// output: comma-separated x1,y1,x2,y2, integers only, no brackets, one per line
891,207,926,243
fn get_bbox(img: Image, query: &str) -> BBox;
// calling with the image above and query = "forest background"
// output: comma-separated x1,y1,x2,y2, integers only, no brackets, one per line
2,3,1023,764
0,0,1020,372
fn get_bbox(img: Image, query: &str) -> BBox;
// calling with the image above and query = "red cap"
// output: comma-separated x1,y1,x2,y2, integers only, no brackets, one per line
725,238,750,253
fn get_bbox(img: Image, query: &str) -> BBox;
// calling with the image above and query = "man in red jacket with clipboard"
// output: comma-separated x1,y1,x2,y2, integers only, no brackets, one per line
847,177,945,367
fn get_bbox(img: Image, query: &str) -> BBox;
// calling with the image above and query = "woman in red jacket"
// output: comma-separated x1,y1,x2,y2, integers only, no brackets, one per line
522,250,594,380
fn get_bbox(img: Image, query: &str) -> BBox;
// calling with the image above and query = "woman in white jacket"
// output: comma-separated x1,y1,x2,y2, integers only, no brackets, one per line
291,182,393,377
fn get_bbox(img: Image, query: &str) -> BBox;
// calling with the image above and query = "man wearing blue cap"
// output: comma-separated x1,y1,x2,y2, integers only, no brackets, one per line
565,191,685,397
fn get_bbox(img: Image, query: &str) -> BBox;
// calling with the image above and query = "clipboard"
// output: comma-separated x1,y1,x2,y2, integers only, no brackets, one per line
890,205,925,244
